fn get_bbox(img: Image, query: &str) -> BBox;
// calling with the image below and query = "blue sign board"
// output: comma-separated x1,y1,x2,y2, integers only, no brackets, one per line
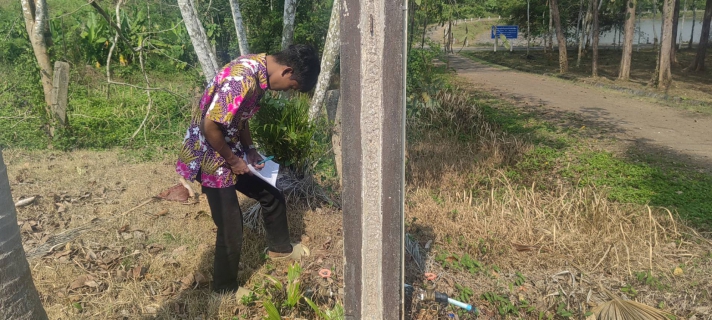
491,25,519,39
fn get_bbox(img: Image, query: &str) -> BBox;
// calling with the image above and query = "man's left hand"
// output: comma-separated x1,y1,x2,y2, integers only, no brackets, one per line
246,149,265,170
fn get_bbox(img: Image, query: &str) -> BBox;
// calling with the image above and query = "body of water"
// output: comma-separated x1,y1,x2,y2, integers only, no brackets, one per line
599,18,706,45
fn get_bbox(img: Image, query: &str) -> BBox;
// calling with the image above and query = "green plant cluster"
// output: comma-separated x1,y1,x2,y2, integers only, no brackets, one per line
435,251,484,274
250,93,329,171
0,0,334,153
244,262,343,320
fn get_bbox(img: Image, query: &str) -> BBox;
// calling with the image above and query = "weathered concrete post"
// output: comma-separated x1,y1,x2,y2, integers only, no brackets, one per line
341,0,406,318
51,61,69,127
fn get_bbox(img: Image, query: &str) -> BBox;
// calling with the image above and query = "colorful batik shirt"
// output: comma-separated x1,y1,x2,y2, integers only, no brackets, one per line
176,54,269,188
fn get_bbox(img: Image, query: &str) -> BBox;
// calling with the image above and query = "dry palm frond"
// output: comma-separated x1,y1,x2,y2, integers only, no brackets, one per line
405,234,426,272
243,203,263,232
591,287,675,320
277,168,338,209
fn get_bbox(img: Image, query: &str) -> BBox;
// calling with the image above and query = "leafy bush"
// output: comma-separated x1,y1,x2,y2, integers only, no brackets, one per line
251,93,326,171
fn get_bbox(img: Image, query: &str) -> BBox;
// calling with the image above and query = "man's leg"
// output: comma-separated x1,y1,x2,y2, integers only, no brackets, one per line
202,186,244,293
234,175,292,253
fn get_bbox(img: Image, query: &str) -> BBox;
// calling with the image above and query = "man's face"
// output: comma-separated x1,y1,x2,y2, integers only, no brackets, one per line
270,68,300,91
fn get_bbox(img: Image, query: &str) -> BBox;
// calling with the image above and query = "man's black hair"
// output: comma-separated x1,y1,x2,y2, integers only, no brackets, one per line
272,44,321,92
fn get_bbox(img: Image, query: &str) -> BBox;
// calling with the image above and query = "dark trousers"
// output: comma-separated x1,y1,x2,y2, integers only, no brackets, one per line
201,174,291,293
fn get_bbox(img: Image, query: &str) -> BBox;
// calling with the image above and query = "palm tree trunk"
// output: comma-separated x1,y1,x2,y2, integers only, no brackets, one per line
0,151,48,320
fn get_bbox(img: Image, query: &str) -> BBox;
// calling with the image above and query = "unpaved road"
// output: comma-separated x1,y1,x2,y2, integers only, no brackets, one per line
448,54,712,170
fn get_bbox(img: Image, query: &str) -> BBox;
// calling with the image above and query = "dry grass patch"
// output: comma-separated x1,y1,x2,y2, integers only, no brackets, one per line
5,149,344,319
404,89,712,319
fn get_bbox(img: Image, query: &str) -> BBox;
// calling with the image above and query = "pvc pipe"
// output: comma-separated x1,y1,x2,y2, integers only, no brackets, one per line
447,298,473,311
404,284,475,312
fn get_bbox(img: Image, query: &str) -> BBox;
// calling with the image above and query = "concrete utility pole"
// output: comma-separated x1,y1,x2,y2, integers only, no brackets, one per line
340,0,406,318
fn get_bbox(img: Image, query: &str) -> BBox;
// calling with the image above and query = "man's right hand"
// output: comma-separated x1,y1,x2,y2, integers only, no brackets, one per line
227,157,251,175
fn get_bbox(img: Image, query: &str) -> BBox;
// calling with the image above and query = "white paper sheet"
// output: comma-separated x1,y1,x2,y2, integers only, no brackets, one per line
245,153,279,187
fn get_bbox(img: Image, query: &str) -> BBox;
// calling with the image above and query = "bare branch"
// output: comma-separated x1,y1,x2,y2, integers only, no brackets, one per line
131,38,154,140
88,0,138,51
49,3,92,20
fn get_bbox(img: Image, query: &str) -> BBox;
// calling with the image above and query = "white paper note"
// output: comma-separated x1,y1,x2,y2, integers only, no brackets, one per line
245,153,279,187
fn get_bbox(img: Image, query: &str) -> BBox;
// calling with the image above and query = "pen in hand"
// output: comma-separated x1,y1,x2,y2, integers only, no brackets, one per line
257,156,274,165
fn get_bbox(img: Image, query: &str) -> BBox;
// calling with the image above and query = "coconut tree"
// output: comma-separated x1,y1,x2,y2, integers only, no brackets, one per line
0,151,48,319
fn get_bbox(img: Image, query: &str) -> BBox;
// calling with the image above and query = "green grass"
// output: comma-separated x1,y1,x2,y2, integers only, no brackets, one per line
450,20,493,47
476,95,712,228
0,58,201,155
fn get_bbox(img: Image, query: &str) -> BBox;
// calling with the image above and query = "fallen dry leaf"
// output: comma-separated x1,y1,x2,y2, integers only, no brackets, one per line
512,242,543,252
179,274,195,291
118,224,130,233
115,270,127,282
673,267,683,276
156,209,169,217
193,272,208,286
69,274,96,290
155,184,190,202
148,244,164,254
132,264,146,280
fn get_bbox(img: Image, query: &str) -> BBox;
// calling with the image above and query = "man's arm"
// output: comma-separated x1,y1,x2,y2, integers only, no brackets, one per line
201,119,249,174
240,121,265,168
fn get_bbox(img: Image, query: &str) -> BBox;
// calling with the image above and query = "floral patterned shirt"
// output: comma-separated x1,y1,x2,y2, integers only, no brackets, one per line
176,54,269,188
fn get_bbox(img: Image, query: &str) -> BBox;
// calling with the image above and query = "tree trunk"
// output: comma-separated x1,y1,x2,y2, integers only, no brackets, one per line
228,0,250,55
653,0,659,44
420,0,428,49
281,0,298,49
550,0,568,73
324,90,342,187
689,4,696,49
177,0,219,82
658,0,675,88
619,0,637,80
575,0,585,64
548,1,554,54
21,0,54,135
671,0,681,63
0,151,48,320
578,0,592,67
689,0,712,71
408,0,416,50
679,0,687,50
592,0,600,76
309,0,340,121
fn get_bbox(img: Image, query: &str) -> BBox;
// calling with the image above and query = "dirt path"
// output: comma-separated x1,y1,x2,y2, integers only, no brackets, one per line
448,54,712,170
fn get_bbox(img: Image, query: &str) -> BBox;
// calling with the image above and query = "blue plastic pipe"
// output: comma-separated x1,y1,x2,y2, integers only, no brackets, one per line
447,298,473,311
404,284,476,312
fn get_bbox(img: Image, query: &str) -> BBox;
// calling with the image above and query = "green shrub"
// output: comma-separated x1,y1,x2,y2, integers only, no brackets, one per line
251,93,325,171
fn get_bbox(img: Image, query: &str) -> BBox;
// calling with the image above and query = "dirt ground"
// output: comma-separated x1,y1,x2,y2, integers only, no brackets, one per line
446,54,712,171
5,149,344,319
